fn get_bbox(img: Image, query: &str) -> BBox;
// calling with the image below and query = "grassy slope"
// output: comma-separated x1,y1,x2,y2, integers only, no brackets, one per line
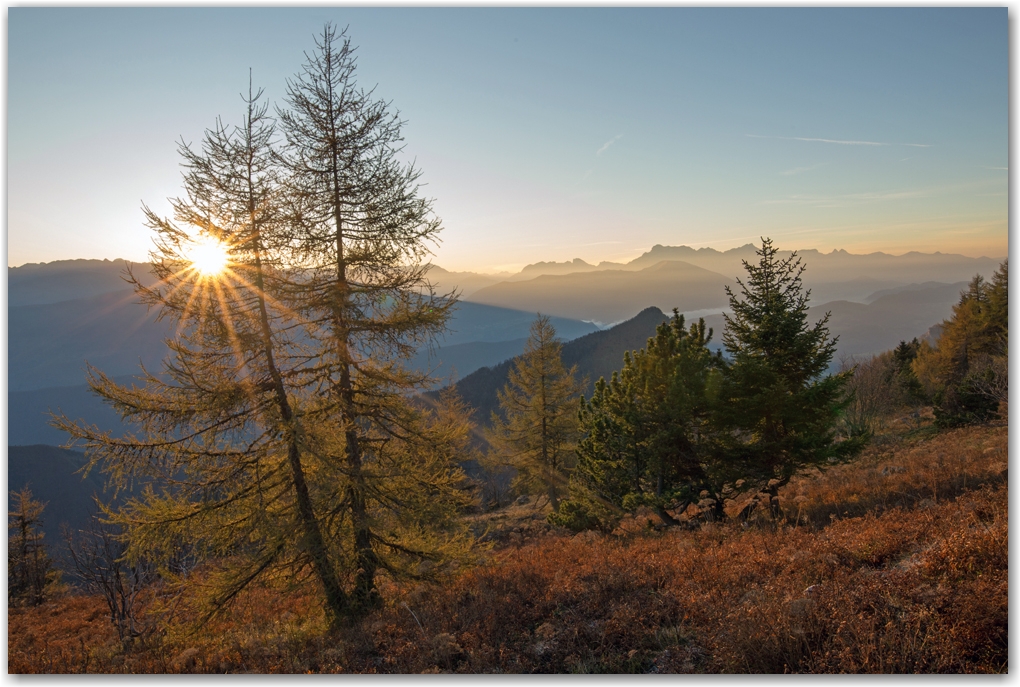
8,422,1007,674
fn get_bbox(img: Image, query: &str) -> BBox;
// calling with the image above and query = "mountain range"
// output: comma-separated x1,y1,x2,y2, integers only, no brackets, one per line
7,245,1000,554
8,245,999,452
447,244,1001,323
466,260,733,326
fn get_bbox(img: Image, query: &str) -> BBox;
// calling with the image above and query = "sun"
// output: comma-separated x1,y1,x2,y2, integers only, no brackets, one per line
187,236,230,277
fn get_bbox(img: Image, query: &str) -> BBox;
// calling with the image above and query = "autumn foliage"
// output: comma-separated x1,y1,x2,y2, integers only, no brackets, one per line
10,423,1006,673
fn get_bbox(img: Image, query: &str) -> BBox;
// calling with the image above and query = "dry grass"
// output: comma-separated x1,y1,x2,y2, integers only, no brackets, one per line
784,420,1007,526
8,424,1008,673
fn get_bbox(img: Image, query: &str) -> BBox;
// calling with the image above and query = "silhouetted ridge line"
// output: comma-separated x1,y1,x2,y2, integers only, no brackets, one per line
427,307,670,439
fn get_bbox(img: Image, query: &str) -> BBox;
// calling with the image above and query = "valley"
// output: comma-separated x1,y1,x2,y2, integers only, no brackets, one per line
8,247,997,448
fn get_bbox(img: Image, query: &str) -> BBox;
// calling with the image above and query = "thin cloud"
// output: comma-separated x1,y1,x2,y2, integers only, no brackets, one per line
763,188,933,207
596,134,623,156
780,162,828,176
763,179,1001,208
747,134,931,148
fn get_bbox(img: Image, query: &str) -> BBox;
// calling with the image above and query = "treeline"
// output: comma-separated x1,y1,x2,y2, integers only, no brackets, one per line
482,241,1008,533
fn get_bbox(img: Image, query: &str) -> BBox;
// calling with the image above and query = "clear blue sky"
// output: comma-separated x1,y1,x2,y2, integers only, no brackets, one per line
8,8,1008,272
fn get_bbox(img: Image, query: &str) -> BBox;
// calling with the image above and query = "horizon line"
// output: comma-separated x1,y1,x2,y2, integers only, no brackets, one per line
9,243,1009,275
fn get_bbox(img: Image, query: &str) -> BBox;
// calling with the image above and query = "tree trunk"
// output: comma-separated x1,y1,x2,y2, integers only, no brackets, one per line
257,274,348,627
342,375,380,618
547,480,560,512
654,504,679,527
247,167,350,627
331,158,379,621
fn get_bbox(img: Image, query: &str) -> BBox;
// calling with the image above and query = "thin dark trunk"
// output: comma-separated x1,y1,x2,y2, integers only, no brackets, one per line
655,505,680,527
256,250,348,627
244,99,350,624
329,100,377,618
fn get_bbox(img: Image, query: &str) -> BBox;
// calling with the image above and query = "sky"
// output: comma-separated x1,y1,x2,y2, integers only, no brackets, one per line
7,7,1009,273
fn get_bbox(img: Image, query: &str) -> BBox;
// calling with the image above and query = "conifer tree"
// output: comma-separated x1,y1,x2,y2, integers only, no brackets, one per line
890,338,925,403
58,82,343,623
912,261,1007,426
985,260,1008,346
487,316,584,509
8,488,54,606
714,238,863,496
552,311,720,531
57,29,474,629
275,23,466,619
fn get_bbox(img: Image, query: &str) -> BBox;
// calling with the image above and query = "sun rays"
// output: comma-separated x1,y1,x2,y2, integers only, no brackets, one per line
186,235,230,277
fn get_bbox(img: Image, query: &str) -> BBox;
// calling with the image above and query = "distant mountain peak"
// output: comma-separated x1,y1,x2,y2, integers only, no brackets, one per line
640,259,720,274
520,258,595,274
634,305,667,318
630,243,756,269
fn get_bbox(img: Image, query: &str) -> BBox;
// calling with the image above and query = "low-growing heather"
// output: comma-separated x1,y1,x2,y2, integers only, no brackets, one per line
8,424,1007,673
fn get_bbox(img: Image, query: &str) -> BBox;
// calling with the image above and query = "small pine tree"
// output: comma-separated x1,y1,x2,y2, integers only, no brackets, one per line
552,311,721,531
487,316,584,510
8,488,55,606
890,339,924,399
714,238,863,497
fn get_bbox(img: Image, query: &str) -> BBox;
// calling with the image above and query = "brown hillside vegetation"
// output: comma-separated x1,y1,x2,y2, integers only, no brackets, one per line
8,423,1006,674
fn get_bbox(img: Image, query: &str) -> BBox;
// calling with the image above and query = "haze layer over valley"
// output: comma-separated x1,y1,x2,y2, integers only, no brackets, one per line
9,242,1001,450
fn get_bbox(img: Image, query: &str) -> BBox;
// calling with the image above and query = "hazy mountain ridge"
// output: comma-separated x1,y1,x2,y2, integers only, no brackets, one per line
429,306,671,433
424,265,509,299
8,445,109,554
7,251,988,450
9,258,158,307
409,338,529,389
9,376,141,447
8,263,599,393
9,290,173,392
467,260,734,325
435,244,1001,325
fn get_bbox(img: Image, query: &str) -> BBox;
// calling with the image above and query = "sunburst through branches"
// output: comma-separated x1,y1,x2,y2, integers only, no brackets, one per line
185,235,230,277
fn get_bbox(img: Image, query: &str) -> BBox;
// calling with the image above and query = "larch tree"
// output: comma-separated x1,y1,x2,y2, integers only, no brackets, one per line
486,315,584,509
713,238,864,502
57,27,474,631
8,487,55,606
911,261,1008,426
57,81,344,622
275,23,469,618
